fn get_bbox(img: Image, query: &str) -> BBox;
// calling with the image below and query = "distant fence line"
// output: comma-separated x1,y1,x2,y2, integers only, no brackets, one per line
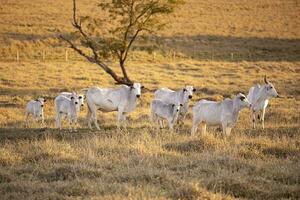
0,48,289,62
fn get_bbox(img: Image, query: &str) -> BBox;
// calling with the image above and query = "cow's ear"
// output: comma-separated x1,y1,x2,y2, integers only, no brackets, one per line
44,99,46,102
183,88,187,92
141,85,145,89
193,88,196,92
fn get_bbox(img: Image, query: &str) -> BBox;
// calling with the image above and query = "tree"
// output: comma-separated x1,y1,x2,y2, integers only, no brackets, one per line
60,0,183,85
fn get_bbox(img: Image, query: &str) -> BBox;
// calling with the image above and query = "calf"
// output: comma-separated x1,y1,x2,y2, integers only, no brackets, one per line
54,94,79,131
154,85,195,126
60,92,84,112
191,93,251,136
25,97,46,127
151,99,182,130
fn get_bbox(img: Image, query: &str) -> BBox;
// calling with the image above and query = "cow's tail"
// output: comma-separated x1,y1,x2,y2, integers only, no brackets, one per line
85,97,93,126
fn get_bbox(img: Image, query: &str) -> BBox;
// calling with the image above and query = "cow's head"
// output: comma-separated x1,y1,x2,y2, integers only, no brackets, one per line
172,103,183,112
78,94,85,107
236,93,251,108
131,83,144,98
183,85,195,100
35,97,46,108
70,94,79,105
263,76,279,98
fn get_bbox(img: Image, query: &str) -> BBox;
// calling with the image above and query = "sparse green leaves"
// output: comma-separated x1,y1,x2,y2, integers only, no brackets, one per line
64,0,183,84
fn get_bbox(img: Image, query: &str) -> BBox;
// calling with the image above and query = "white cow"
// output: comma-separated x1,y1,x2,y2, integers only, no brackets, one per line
191,93,251,136
84,83,143,130
54,93,79,131
154,85,195,125
151,99,183,130
60,92,85,112
25,97,46,127
247,76,279,129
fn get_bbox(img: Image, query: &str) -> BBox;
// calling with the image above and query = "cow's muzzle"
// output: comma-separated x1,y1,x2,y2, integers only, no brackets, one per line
41,105,44,107
136,95,141,98
189,95,192,99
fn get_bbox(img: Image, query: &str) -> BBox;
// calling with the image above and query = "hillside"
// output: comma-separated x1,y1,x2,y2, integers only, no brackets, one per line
0,0,299,61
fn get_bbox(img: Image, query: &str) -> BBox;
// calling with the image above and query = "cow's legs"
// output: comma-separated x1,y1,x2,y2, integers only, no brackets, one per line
86,108,92,129
41,113,45,127
251,110,256,129
89,104,100,130
200,123,206,135
261,108,266,129
117,110,124,129
120,114,127,129
150,112,158,129
55,113,59,128
222,122,227,135
25,112,30,127
167,119,174,131
68,117,73,132
74,119,78,132
191,115,201,136
178,113,186,128
157,118,164,129
92,112,100,130
86,100,99,130
58,113,62,130
225,127,232,136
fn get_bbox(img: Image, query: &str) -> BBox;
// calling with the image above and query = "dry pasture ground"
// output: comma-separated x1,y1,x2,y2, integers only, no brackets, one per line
0,60,299,199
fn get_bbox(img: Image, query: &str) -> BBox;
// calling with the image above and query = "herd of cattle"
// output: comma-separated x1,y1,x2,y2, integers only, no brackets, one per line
25,76,279,135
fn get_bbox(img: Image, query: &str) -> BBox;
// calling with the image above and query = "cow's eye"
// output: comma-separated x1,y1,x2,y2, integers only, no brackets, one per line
270,86,273,89
240,96,245,101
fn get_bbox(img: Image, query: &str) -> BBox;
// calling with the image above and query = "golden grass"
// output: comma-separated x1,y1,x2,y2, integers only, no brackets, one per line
0,0,299,61
0,59,299,199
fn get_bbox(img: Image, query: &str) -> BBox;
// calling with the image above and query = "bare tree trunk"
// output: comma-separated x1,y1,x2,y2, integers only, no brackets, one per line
120,59,131,83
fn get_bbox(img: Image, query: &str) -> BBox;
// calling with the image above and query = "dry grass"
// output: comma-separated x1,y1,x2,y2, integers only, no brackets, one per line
0,59,299,199
0,0,299,61
0,0,300,199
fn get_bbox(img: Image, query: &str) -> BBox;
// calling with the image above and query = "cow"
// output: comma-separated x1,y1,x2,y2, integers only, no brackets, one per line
154,85,195,126
151,99,183,130
25,97,46,127
247,76,279,129
54,93,79,131
191,93,251,136
60,92,85,112
84,83,143,130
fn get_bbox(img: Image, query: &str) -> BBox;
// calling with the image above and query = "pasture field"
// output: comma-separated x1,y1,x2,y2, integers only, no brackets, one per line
0,0,300,199
0,60,299,199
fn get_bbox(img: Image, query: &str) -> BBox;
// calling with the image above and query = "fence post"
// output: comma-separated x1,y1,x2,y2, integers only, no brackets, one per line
65,49,68,62
42,50,46,61
152,52,156,61
231,53,234,61
16,50,19,62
